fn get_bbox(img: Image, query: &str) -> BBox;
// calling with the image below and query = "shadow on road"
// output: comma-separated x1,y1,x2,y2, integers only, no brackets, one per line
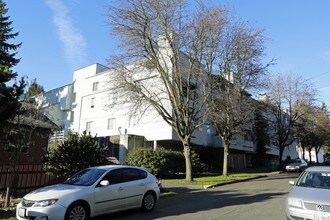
94,179,288,220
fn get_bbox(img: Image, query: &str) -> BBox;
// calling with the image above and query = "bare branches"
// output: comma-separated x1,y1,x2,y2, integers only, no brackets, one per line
106,0,270,179
265,72,318,166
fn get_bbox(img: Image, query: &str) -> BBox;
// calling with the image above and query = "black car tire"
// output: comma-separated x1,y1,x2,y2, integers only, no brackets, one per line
141,192,156,212
65,202,90,220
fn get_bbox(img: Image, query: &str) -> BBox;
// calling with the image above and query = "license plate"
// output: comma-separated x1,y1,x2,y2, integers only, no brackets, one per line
18,208,26,218
314,212,330,220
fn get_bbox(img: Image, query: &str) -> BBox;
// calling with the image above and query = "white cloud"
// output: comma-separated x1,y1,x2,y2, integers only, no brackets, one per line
45,0,88,68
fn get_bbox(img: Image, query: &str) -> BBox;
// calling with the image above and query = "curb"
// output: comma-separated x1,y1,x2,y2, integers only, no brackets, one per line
202,175,267,189
163,171,283,190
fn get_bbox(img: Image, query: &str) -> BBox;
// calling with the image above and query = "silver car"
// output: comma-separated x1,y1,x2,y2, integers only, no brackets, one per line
286,166,330,220
285,158,308,172
16,165,160,220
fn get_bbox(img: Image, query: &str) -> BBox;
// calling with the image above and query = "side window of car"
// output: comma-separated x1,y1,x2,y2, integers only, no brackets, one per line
125,168,147,181
101,168,148,185
136,169,147,180
103,169,125,185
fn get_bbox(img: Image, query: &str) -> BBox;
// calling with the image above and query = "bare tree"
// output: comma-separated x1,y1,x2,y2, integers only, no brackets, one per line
295,103,319,162
208,21,270,176
314,104,330,162
265,73,317,169
106,0,233,181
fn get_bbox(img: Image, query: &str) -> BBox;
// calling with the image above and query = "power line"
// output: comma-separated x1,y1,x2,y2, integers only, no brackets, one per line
307,70,330,80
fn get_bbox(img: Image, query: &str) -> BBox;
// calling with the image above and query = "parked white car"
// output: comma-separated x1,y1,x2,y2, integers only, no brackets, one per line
286,166,330,220
16,165,160,220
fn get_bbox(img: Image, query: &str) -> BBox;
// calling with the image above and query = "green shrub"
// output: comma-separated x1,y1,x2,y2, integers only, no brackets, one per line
126,147,206,177
46,131,108,178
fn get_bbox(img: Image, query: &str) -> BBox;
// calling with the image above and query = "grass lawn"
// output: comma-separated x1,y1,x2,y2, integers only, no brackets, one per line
162,173,263,188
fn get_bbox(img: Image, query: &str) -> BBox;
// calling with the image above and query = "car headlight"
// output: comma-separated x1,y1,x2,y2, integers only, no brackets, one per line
33,199,58,207
288,198,303,208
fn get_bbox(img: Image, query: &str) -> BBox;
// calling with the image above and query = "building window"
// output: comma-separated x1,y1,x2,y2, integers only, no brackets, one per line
92,82,99,91
86,121,93,134
107,118,116,130
129,115,137,128
70,111,74,121
90,97,95,108
243,130,253,142
72,92,76,103
57,93,61,103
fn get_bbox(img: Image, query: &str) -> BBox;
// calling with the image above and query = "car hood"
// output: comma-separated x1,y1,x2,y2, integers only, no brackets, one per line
287,163,303,166
289,186,330,204
24,184,86,201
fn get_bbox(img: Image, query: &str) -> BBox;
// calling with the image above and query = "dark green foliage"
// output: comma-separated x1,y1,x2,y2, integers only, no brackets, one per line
46,131,109,178
253,107,269,167
0,0,25,122
126,147,205,177
197,147,224,171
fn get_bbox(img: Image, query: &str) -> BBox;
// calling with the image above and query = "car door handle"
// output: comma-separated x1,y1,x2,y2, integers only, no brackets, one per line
139,183,145,186
118,187,124,190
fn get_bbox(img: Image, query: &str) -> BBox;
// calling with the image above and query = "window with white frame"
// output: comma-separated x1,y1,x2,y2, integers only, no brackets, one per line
129,115,137,128
90,97,95,108
86,121,93,133
72,92,76,103
92,82,99,91
107,118,116,130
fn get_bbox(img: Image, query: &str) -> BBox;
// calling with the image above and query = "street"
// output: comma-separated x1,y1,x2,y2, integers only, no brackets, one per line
94,172,300,220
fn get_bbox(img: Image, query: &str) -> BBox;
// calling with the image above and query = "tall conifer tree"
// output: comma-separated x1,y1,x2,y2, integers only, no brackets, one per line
0,0,25,122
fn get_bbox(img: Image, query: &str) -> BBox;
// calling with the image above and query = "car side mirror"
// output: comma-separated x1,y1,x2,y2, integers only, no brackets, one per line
100,180,110,186
289,180,295,185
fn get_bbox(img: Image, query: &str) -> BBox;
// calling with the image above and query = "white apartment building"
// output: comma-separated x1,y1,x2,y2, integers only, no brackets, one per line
35,38,298,167
35,84,74,143
36,62,215,164
36,63,299,167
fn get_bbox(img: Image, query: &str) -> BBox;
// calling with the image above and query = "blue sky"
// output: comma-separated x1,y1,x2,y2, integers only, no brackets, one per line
5,0,330,106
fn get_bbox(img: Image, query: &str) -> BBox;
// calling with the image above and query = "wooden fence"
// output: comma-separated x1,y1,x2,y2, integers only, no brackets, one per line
0,164,63,197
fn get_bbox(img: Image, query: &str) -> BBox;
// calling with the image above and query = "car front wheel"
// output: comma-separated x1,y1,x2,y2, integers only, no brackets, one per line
65,202,90,220
142,192,156,212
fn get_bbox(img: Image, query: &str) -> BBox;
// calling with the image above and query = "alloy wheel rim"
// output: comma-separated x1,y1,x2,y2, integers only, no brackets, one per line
144,194,155,210
69,205,86,220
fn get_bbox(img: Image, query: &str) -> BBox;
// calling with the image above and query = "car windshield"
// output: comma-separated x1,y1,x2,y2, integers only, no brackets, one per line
296,171,330,189
64,168,106,186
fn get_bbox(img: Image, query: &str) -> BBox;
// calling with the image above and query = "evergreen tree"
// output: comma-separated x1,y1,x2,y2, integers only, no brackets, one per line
253,106,269,167
25,78,44,102
46,131,109,178
0,0,25,122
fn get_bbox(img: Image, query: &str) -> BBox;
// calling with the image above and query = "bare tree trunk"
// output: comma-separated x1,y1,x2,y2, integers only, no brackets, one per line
4,166,15,208
302,146,306,160
278,147,284,170
315,147,319,163
222,142,229,176
183,143,192,181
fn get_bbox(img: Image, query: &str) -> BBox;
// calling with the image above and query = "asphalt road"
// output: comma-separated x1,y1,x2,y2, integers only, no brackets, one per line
94,172,300,220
